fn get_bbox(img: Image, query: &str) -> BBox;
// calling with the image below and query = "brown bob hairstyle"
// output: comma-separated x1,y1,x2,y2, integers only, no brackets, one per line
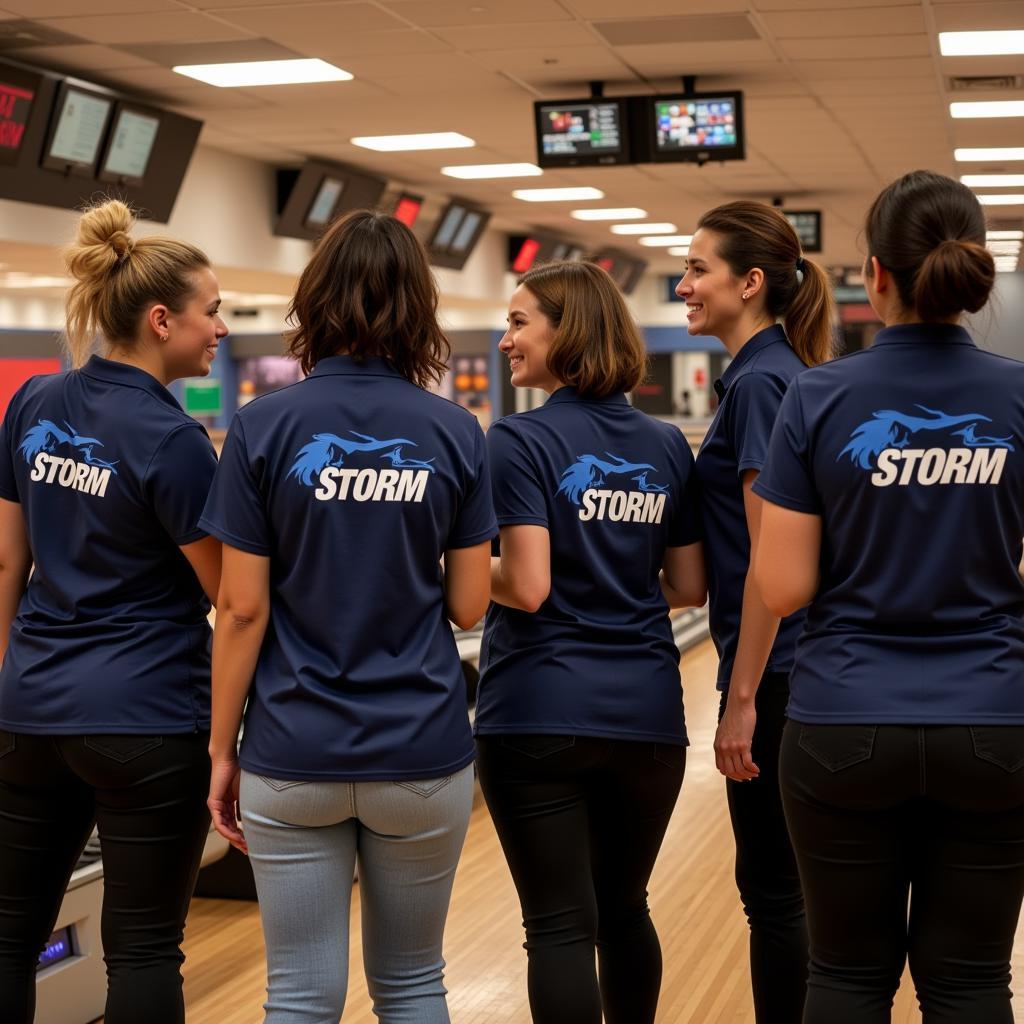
286,210,450,387
864,170,995,322
696,200,835,367
517,260,648,398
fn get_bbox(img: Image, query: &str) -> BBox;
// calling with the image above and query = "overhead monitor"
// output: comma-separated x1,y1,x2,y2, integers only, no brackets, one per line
98,103,160,186
393,192,423,228
783,210,822,253
591,249,647,295
304,175,345,229
534,97,630,169
638,90,745,164
0,64,40,166
508,235,584,274
274,160,387,241
428,200,491,270
41,80,114,177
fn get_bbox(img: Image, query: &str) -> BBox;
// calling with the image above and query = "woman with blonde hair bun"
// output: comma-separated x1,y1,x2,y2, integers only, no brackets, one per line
0,199,225,1023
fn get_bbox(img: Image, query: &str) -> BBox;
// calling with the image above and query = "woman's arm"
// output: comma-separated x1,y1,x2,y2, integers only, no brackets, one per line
490,525,551,613
660,541,707,608
755,501,822,618
0,498,30,667
208,545,271,853
180,535,222,606
443,540,492,629
714,472,783,783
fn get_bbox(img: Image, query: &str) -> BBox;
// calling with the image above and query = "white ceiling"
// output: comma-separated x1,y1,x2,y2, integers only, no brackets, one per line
2,0,1023,276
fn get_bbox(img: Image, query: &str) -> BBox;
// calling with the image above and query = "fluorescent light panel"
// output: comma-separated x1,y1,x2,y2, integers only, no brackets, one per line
956,147,1024,162
351,132,474,151
512,187,604,202
173,59,352,87
441,163,541,179
951,101,1024,119
571,208,647,221
988,241,1022,253
939,30,1024,56
610,223,677,235
988,230,1024,240
962,174,1024,187
638,234,694,247
667,247,690,256
977,194,1024,205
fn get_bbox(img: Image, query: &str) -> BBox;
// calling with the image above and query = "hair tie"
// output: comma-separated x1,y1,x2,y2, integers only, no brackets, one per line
795,255,806,285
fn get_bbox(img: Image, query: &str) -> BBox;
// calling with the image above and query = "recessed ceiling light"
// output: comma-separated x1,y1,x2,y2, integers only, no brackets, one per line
351,132,474,151
667,246,690,256
976,194,1024,205
951,101,1024,119
571,208,648,221
956,147,1024,161
988,238,1022,250
173,58,352,87
988,230,1024,240
962,174,1024,187
512,187,604,202
939,30,1024,57
610,223,677,235
638,234,694,247
441,163,542,179
994,259,1020,273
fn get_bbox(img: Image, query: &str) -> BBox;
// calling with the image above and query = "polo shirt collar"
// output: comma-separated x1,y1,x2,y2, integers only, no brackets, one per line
545,386,630,407
716,323,788,397
871,323,975,348
80,355,181,410
311,355,403,378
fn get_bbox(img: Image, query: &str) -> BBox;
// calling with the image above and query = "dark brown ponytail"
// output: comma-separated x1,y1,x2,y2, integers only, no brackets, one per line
697,201,835,367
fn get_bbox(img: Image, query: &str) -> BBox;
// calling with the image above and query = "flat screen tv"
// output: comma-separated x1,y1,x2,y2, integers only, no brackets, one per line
98,103,160,186
783,210,822,253
534,97,630,169
393,192,423,228
638,90,745,165
274,160,387,241
304,175,345,229
41,80,114,177
428,200,490,270
0,64,40,167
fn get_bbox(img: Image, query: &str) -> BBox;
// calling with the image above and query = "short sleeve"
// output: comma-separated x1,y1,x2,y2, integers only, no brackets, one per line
487,418,548,528
667,435,702,547
751,378,822,514
446,421,498,549
726,372,788,477
0,403,18,502
198,415,271,556
144,424,218,544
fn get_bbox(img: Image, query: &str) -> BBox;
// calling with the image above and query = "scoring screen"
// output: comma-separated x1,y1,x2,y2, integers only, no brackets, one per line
539,102,622,157
655,97,737,151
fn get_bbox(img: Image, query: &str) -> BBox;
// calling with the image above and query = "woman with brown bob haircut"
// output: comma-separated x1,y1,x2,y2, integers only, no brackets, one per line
474,260,707,1024
203,210,495,1023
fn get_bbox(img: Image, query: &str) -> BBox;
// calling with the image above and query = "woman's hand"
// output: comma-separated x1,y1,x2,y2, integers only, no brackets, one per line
208,755,247,854
714,696,760,783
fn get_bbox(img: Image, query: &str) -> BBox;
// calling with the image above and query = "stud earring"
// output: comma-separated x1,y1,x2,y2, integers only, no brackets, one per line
742,292,749,299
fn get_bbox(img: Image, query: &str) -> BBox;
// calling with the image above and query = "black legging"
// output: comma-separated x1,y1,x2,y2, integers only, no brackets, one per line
476,735,685,1024
0,731,210,1024
780,721,1024,1024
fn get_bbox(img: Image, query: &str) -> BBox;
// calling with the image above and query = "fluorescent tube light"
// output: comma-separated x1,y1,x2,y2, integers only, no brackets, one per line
173,59,352,87
988,230,1024,240
939,30,1024,57
571,208,647,221
962,174,1024,187
667,247,691,256
951,101,1024,119
512,187,604,202
956,147,1024,161
638,234,695,247
976,194,1024,205
351,132,474,151
610,223,677,235
987,241,1022,254
441,163,541,179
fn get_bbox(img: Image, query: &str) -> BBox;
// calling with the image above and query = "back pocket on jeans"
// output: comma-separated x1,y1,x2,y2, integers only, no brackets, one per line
500,735,575,759
797,724,877,772
969,726,1024,773
83,736,163,764
395,776,452,798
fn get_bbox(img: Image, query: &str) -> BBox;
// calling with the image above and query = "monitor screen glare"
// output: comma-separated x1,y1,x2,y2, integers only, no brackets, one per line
306,177,345,227
655,97,737,152
540,102,621,158
433,205,466,249
49,88,112,167
103,109,159,179
450,210,481,253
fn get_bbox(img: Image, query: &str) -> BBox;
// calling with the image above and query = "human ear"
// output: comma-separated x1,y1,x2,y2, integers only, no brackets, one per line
146,303,171,342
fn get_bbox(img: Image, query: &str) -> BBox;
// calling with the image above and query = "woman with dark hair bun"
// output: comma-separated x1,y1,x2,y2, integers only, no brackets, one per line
677,200,835,1023
202,210,495,1023
754,170,1023,1022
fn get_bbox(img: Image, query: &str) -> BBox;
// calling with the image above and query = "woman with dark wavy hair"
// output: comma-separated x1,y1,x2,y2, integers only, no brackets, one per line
202,210,495,1023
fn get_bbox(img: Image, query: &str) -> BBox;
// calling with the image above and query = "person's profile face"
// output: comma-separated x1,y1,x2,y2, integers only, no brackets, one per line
498,284,562,394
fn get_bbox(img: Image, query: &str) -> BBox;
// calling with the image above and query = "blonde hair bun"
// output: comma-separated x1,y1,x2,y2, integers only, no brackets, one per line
65,199,138,283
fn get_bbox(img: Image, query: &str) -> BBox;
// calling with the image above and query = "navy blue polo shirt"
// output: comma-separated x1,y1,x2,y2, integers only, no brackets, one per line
0,356,217,734
694,324,807,688
476,388,702,745
199,356,497,781
754,323,1024,724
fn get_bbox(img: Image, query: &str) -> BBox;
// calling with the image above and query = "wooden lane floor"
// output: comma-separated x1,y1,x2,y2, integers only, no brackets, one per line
176,639,1024,1023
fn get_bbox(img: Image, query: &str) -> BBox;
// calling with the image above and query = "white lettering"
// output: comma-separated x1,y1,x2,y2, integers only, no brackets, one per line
334,468,358,500
26,453,112,499
578,489,597,521
45,455,63,484
608,491,627,521
85,465,111,497
353,469,376,501
31,452,47,481
870,447,1009,487
73,462,90,491
576,489,666,524
897,449,925,486
57,459,76,487
870,448,899,487
624,491,645,522
642,492,666,524
310,467,431,503
314,467,338,501
968,447,1006,485
373,469,400,502
917,448,945,486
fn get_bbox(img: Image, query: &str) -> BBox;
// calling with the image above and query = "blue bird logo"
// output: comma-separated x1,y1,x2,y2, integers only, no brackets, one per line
18,419,119,475
556,452,659,506
288,431,428,486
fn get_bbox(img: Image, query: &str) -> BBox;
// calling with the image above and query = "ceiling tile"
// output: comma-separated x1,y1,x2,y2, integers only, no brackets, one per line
37,12,255,44
471,44,630,75
761,6,925,37
123,38,300,66
333,50,489,79
383,0,574,28
306,29,453,59
754,0,902,8
431,21,597,51
614,39,778,75
780,34,932,60
3,0,177,12
933,1,1024,31
565,0,750,13
14,42,153,71
794,56,935,79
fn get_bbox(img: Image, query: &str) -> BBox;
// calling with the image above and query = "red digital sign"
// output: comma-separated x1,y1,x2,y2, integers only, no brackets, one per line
512,238,541,274
393,194,423,228
0,78,35,164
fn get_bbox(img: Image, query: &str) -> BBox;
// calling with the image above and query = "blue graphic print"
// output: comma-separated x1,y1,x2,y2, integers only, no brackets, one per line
18,419,119,474
837,405,1015,470
288,431,433,486
556,452,664,506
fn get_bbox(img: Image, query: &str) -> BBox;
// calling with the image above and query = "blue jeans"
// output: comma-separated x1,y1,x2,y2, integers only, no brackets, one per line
240,765,474,1024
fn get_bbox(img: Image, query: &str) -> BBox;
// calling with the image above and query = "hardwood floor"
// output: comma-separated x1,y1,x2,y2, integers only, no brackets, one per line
176,640,1024,1023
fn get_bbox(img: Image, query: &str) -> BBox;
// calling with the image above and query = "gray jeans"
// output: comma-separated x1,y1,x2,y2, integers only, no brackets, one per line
240,765,475,1023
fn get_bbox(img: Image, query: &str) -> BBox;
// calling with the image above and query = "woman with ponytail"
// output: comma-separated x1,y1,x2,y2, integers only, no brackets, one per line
676,200,834,1022
0,200,225,1023
754,170,1024,1022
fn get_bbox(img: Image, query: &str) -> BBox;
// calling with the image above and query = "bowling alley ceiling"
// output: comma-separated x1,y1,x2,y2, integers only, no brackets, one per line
1,0,1022,273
